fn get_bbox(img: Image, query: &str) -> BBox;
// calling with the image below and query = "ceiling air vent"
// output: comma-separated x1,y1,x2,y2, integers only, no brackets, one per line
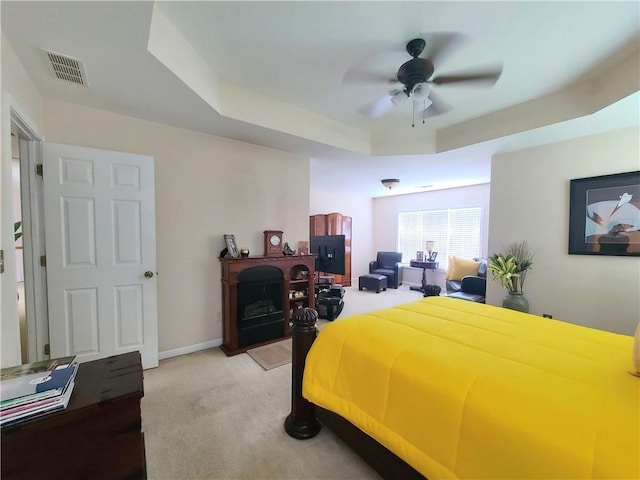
43,50,88,87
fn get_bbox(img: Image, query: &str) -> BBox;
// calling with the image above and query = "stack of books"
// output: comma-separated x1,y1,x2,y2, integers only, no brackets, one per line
0,356,78,428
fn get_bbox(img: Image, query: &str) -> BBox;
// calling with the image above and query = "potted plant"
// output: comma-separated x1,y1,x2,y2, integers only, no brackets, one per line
489,241,533,312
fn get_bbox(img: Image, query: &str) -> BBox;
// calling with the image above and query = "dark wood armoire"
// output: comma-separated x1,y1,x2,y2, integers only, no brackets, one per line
309,212,352,286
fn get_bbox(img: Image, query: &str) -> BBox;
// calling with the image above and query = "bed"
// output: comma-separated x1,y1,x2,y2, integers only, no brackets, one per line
285,296,639,479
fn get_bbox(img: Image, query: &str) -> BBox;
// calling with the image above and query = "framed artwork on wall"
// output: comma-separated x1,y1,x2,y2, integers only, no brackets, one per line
568,171,640,256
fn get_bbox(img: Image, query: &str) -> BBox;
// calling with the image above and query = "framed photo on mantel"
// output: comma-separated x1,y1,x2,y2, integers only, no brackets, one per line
297,241,309,255
223,234,240,258
568,171,640,256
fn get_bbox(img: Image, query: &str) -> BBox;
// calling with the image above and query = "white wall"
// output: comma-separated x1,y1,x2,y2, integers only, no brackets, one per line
309,188,373,283
488,127,640,334
1,35,44,367
42,99,311,355
372,184,491,291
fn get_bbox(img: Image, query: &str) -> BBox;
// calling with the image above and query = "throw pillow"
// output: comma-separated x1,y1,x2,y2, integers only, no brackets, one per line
446,256,480,281
445,256,454,280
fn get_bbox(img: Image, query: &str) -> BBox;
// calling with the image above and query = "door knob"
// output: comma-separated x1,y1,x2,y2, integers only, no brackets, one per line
144,271,154,279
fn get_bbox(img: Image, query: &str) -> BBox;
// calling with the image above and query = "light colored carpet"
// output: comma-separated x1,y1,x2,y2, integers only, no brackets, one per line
333,283,422,320
142,284,423,479
246,338,292,370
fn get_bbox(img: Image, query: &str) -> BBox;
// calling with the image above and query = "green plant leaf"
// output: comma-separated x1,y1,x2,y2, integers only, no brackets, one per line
489,241,534,292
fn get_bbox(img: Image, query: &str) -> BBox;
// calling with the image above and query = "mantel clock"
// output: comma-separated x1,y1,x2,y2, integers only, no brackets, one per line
263,230,283,256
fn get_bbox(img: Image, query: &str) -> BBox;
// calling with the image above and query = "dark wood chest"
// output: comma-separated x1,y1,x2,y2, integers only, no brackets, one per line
1,352,145,480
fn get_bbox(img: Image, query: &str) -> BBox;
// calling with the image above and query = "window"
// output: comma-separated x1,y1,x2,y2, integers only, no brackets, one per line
398,207,482,268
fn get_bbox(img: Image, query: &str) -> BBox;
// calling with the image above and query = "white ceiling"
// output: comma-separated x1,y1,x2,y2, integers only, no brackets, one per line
2,1,639,197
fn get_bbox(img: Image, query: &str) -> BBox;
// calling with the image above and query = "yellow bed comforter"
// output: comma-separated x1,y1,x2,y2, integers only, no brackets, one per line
302,297,639,479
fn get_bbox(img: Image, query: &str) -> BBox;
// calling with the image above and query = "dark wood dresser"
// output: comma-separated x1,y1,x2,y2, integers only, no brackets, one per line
1,351,145,480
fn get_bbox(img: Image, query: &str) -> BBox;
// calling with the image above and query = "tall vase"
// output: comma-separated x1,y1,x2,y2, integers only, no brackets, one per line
503,291,529,313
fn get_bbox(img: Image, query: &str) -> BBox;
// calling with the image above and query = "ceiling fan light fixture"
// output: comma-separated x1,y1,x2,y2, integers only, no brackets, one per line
381,178,400,190
390,90,408,106
411,82,430,101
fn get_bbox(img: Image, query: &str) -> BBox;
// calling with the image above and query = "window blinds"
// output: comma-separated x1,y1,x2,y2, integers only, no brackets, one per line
398,207,481,267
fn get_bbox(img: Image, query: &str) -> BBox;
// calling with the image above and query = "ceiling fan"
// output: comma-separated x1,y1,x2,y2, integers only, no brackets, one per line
348,36,503,121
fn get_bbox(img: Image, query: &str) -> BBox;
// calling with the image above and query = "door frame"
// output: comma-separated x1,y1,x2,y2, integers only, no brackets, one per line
10,109,48,363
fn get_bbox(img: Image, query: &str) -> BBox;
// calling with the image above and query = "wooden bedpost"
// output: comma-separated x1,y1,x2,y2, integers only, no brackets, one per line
285,307,322,439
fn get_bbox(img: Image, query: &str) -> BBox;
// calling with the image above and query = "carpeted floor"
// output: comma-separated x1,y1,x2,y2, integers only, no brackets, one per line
142,284,424,479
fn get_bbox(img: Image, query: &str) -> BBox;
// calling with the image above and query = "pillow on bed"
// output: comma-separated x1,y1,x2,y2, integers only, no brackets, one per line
446,256,481,281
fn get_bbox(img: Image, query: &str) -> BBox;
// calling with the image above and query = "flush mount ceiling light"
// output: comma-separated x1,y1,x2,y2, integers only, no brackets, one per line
381,178,400,190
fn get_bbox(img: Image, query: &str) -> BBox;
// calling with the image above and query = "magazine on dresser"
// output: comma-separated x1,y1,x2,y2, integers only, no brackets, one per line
0,356,78,427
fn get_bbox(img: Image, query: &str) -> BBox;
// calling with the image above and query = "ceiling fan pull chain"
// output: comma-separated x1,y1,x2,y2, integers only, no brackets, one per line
412,101,416,128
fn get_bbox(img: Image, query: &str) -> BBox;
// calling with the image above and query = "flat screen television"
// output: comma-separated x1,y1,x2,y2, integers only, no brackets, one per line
310,235,346,275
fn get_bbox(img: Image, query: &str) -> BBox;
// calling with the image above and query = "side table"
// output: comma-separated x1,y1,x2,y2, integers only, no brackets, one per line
409,260,440,293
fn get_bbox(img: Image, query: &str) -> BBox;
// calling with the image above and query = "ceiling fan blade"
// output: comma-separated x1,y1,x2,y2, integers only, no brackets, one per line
357,95,394,118
421,32,468,67
341,39,409,85
342,67,397,86
430,65,503,86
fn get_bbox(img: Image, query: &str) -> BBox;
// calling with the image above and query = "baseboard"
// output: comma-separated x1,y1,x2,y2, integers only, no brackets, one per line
158,338,223,360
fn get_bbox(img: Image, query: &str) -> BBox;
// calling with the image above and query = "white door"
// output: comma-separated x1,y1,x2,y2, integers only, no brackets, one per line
42,143,158,369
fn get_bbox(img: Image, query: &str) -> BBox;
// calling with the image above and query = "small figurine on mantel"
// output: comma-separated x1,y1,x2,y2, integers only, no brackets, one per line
282,242,295,255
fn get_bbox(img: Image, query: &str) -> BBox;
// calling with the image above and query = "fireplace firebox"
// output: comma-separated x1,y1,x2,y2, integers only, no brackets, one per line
237,267,284,347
